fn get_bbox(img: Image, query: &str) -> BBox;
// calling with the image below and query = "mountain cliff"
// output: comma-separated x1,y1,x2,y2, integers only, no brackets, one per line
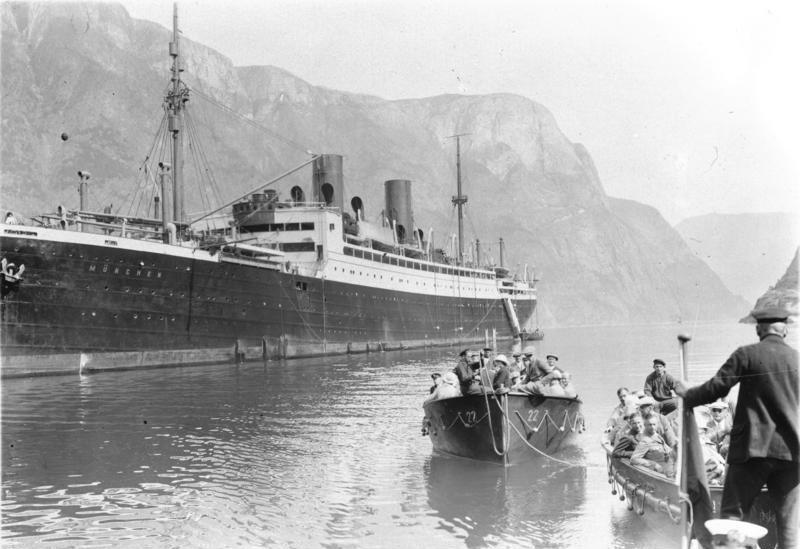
744,248,799,323
675,212,799,304
0,3,750,325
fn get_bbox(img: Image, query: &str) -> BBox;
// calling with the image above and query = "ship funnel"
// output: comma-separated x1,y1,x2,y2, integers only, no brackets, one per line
384,179,414,245
312,154,344,211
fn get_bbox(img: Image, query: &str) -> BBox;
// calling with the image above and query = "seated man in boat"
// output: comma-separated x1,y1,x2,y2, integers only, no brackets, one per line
479,347,494,370
425,372,462,403
705,400,732,459
606,387,633,431
491,354,512,394
452,349,482,395
643,358,678,415
520,346,563,384
429,373,443,394
612,413,645,458
637,396,678,448
4,211,18,225
698,426,727,486
631,414,676,476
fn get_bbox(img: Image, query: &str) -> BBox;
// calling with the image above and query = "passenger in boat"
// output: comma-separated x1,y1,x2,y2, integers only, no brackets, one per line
604,389,637,445
521,346,557,383
675,306,799,549
606,387,633,429
425,372,461,403
705,400,732,459
453,349,481,395
508,351,524,387
480,347,494,370
643,358,678,415
637,396,678,448
612,413,645,458
631,414,676,476
429,373,443,394
699,426,727,486
491,354,512,394
4,211,18,225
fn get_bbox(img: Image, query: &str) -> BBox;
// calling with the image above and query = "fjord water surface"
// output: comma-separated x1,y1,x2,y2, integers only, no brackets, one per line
2,322,766,548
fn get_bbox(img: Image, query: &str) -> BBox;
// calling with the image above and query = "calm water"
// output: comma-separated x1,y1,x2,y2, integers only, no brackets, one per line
2,322,790,548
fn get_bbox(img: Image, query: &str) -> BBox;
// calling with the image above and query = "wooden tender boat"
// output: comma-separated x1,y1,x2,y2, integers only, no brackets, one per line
423,391,584,466
602,440,778,548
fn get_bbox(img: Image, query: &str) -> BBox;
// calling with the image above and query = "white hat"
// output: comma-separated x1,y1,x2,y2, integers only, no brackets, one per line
709,400,727,411
522,345,536,355
443,372,459,386
704,519,767,547
637,395,656,407
494,354,508,366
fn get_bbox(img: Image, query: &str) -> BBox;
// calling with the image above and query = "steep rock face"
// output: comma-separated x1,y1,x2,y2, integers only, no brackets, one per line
746,248,799,322
675,212,799,304
0,3,748,325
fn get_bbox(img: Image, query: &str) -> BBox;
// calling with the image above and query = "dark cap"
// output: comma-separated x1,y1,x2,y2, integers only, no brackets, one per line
653,358,665,367
482,347,493,352
459,348,469,357
751,306,790,323
546,354,558,361
431,372,442,380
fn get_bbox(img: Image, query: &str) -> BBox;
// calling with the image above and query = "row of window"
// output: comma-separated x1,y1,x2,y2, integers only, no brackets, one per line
243,222,315,232
342,246,494,278
331,266,495,292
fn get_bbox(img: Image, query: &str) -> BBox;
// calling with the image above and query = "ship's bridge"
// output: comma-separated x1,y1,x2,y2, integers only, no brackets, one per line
234,201,345,267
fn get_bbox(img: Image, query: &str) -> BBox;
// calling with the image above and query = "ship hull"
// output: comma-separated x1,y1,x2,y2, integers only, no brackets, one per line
1,228,535,377
423,393,584,466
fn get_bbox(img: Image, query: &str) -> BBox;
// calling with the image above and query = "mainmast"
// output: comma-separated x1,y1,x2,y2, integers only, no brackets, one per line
167,3,188,226
449,134,469,265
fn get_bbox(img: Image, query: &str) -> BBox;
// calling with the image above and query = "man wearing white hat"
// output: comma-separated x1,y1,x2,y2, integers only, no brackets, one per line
676,306,799,549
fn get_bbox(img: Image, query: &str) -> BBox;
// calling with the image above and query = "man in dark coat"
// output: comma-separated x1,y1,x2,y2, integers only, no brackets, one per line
453,349,480,395
675,307,799,549
644,358,678,415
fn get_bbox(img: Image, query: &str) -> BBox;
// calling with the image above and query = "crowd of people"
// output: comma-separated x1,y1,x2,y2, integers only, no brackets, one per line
604,377,732,485
424,345,577,404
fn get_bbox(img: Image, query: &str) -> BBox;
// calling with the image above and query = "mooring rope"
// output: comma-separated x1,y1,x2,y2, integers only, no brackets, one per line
488,393,585,467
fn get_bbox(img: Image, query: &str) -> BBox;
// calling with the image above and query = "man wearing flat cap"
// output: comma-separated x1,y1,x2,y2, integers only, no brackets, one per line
520,345,556,384
453,349,481,396
675,306,799,549
643,358,678,415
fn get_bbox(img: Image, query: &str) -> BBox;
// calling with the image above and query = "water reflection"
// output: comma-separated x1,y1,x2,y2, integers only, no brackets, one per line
425,455,588,547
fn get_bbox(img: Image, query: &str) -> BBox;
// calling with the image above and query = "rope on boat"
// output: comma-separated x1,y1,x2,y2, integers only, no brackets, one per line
489,394,584,467
514,407,585,434
483,387,509,457
438,411,490,430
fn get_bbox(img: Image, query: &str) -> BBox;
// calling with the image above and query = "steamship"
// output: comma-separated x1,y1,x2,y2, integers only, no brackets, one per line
0,7,537,377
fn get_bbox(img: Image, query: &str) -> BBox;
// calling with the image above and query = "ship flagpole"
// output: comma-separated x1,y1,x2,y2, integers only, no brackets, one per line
448,133,470,265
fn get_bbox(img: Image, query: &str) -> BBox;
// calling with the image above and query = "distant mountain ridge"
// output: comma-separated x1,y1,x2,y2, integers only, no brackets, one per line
0,2,750,325
675,212,799,304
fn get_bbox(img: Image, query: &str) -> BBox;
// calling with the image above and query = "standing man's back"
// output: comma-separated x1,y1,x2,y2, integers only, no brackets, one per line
677,307,799,549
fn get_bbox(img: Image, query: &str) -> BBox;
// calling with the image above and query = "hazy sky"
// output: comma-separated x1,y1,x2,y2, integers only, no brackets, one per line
118,0,799,224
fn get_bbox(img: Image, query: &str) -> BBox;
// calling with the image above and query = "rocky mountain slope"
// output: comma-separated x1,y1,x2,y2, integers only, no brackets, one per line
675,212,799,304
0,3,750,325
745,248,799,322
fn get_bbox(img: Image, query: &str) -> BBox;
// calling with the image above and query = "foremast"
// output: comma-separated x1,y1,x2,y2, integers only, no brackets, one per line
449,134,468,265
165,3,189,230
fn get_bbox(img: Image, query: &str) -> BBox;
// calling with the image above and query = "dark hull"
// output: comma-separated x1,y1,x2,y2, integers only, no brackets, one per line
603,444,778,548
1,230,535,376
423,392,584,466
